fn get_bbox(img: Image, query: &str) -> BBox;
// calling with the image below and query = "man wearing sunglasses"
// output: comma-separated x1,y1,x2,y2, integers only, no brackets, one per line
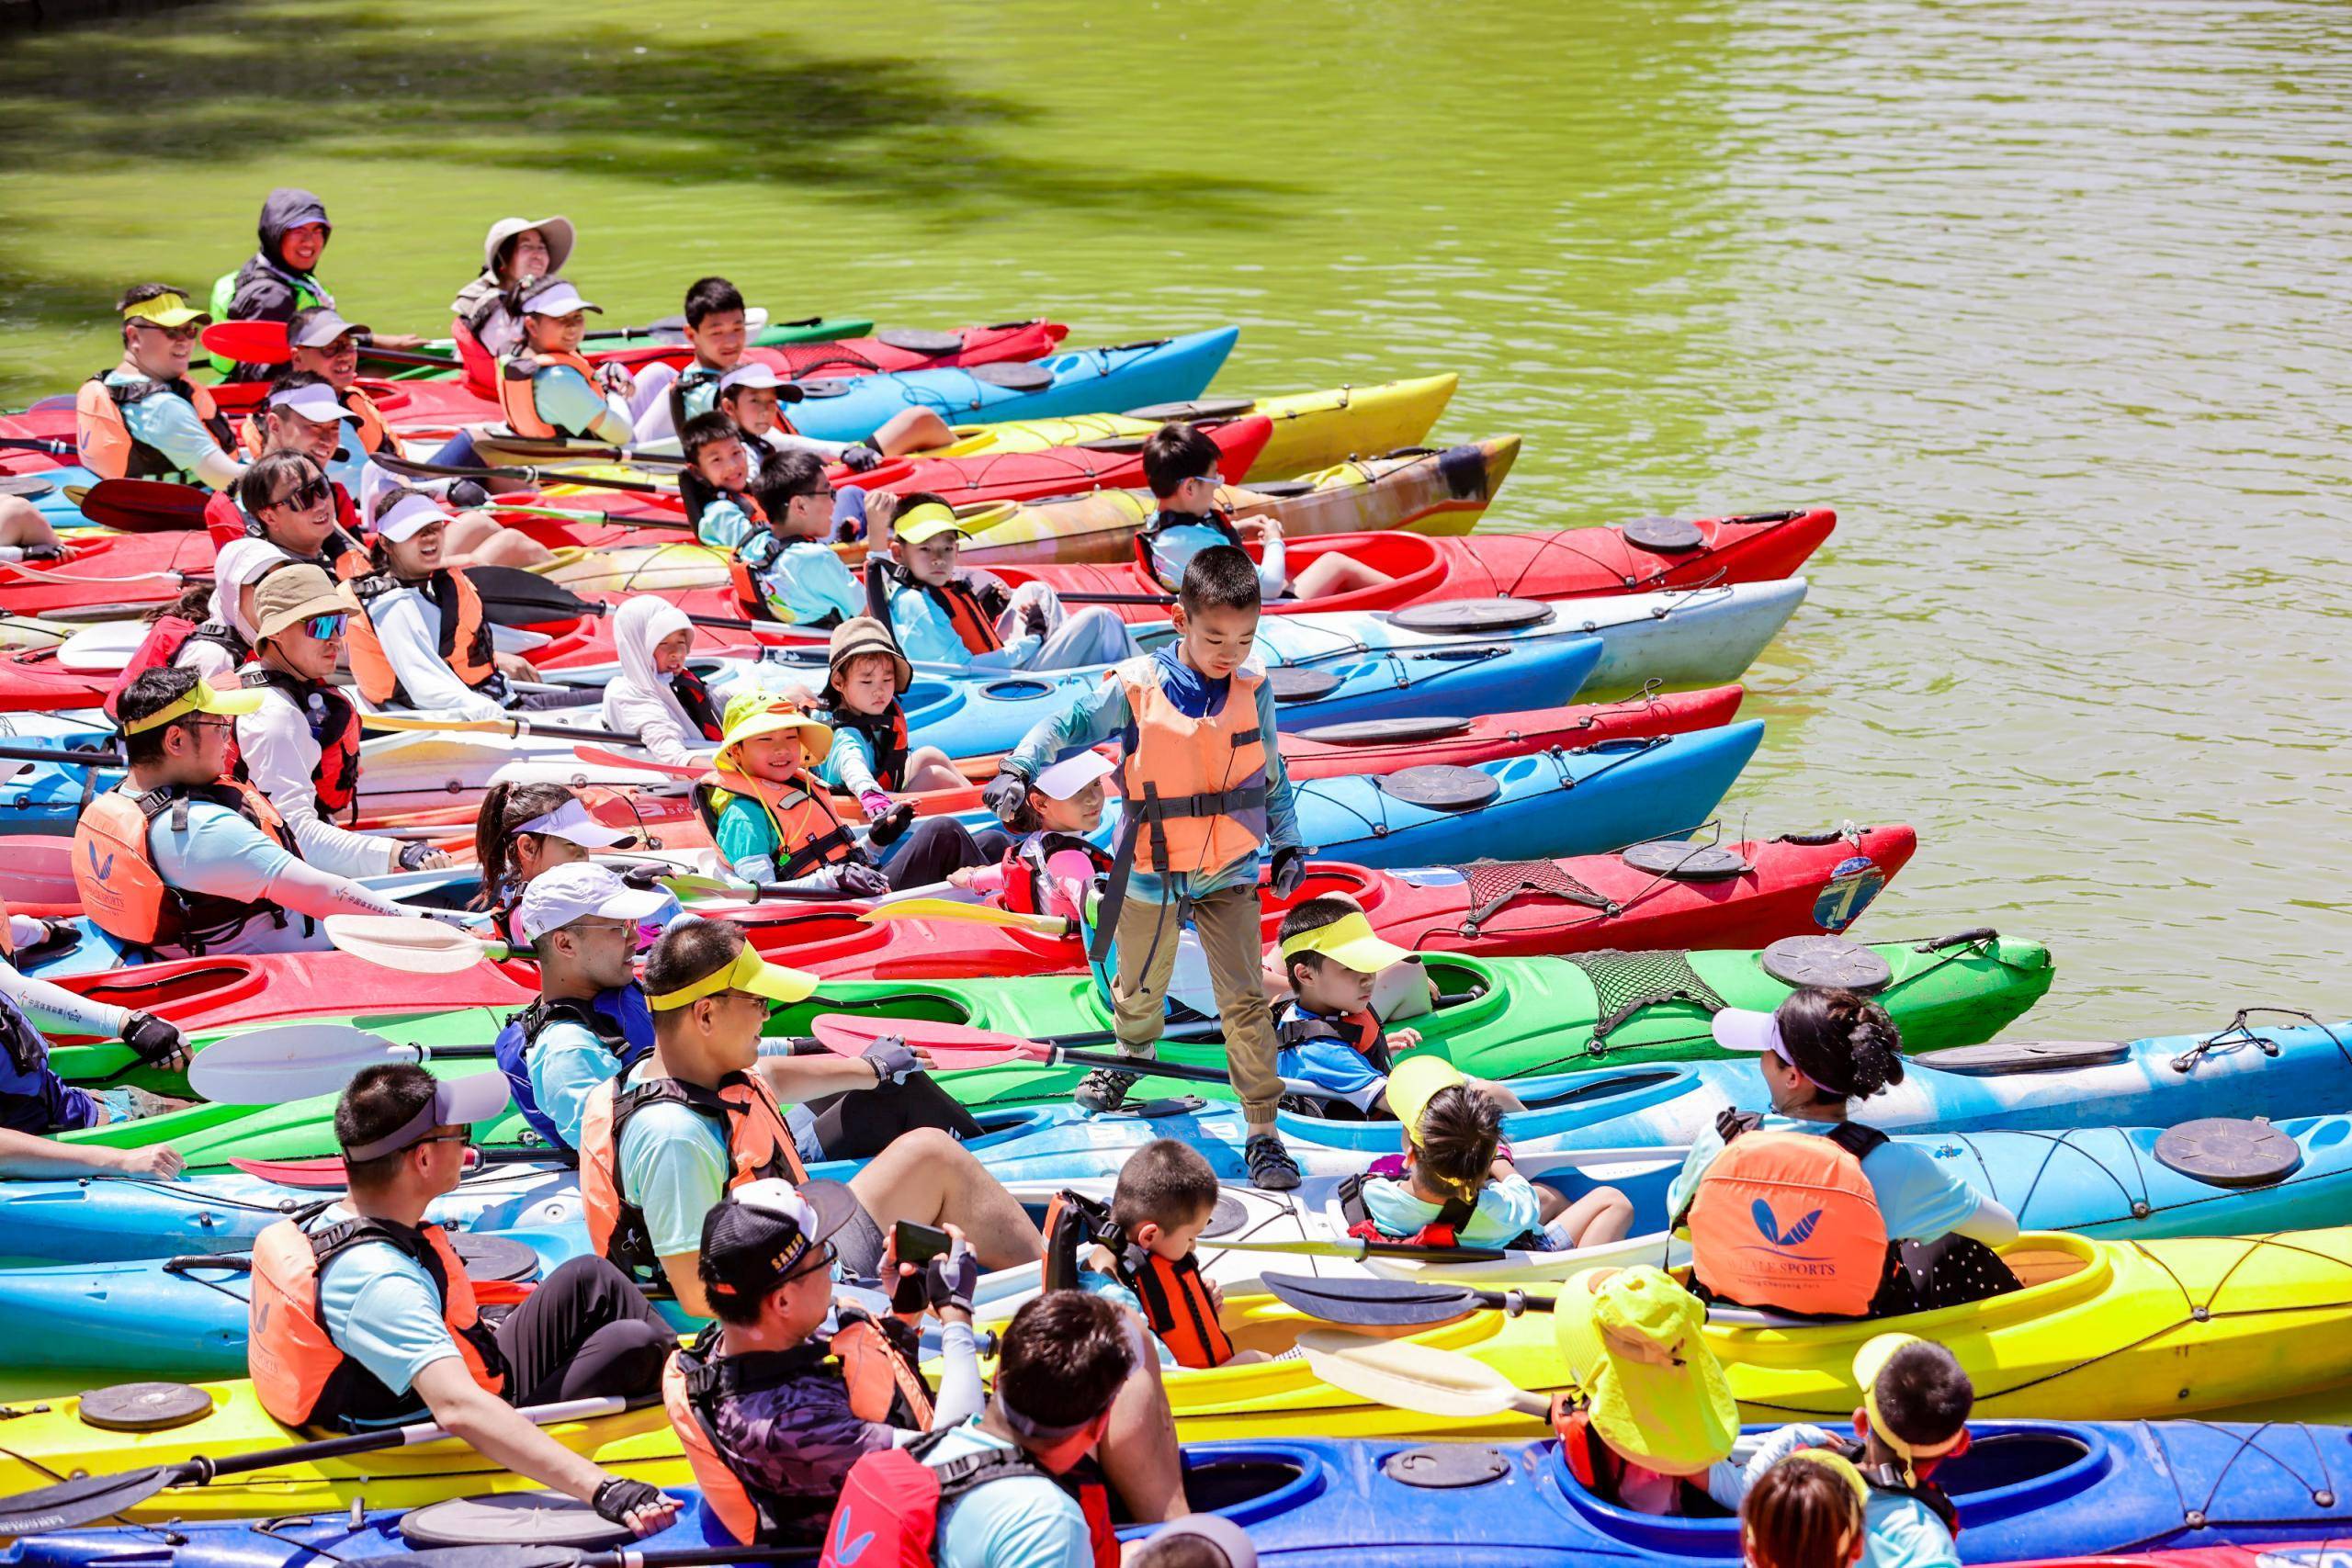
74,667,431,960
246,1064,678,1535
76,283,247,491
230,565,448,876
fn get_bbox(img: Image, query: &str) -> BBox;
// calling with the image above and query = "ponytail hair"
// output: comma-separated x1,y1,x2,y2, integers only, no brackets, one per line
1775,986,1905,1105
472,781,576,909
1411,1083,1503,1203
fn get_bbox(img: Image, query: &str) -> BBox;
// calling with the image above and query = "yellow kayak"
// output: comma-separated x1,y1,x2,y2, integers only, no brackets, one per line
933,374,1460,480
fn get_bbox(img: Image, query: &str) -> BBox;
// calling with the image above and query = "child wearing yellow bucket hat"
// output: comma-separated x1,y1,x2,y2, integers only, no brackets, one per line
1719,1334,1973,1568
1338,1052,1634,1251
704,688,998,896
1550,1263,1742,1514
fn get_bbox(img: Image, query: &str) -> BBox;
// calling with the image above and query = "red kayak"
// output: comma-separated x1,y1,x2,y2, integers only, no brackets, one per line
33,820,1913,1036
451,320,1069,400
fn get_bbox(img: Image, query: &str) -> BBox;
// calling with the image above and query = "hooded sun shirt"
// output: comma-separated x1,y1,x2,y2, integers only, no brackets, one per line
602,596,714,766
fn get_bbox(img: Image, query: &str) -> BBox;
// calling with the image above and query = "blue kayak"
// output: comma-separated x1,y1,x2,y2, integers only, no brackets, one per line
785,327,1239,443
10,1420,2351,1567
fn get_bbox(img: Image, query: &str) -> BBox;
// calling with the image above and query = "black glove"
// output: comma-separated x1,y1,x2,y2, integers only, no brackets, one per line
1269,845,1308,899
592,1477,665,1528
121,1010,186,1066
837,863,891,898
979,769,1030,826
619,865,663,891
396,840,437,871
864,1037,921,1085
924,1241,978,1316
866,802,916,847
839,444,883,473
447,479,491,510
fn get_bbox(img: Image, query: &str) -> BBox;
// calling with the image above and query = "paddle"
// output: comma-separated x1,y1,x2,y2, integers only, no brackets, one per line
0,739,126,770
1296,1330,1555,1422
0,1393,644,1534
474,570,760,632
860,897,1070,937
809,1013,1261,1090
345,1543,813,1568
372,450,673,497
357,712,643,746
324,915,511,973
200,320,455,370
1262,1271,1560,1327
78,477,213,533
0,435,74,458
571,744,717,782
473,437,690,470
227,1146,569,1187
491,502,695,532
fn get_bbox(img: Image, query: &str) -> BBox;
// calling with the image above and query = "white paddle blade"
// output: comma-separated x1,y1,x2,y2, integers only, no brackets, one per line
55,620,148,673
1297,1329,1530,1419
188,1023,414,1104
324,915,502,974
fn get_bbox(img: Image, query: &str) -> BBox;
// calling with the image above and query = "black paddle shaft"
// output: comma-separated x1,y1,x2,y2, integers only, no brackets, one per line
466,566,757,633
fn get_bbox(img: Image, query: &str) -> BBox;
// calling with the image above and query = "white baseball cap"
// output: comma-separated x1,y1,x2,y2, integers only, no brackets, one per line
368,490,448,544
521,280,600,317
1035,750,1116,801
514,861,671,944
717,362,804,402
289,309,368,349
266,384,356,428
1710,1007,1785,1056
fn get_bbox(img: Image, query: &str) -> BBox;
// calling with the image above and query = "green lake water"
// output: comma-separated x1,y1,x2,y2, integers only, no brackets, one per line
4,0,2348,1033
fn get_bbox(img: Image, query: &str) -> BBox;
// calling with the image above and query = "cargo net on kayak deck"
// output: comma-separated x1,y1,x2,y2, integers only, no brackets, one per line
1453,860,1619,935
763,342,884,378
1562,948,1728,1054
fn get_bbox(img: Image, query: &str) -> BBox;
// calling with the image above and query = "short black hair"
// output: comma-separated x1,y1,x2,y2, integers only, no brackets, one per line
748,447,831,516
1873,1339,1974,1448
236,449,323,519
680,412,745,465
1179,544,1261,616
645,917,749,1026
1112,1139,1219,1233
116,282,187,314
684,276,746,329
996,1291,1134,1436
1141,422,1222,502
1132,1536,1235,1568
266,368,333,400
118,665,202,765
335,1062,438,1189
1275,895,1356,985
1412,1083,1502,1203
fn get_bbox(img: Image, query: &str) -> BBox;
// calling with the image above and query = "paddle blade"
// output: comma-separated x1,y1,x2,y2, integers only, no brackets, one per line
0,1462,187,1535
1297,1329,1534,1420
860,897,1069,936
809,1012,1045,1068
467,564,602,627
78,478,210,533
226,1155,352,1189
187,1022,413,1104
325,915,505,973
202,320,292,365
1263,1271,1483,1327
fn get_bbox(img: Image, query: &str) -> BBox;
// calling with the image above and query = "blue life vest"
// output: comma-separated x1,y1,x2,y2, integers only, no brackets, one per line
492,987,655,1150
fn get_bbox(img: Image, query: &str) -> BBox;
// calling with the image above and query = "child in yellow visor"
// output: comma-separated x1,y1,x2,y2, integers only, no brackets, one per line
1271,895,1432,1114
1342,1052,1634,1251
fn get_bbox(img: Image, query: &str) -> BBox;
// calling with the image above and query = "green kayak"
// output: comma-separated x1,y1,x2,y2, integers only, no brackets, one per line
60,933,2054,1170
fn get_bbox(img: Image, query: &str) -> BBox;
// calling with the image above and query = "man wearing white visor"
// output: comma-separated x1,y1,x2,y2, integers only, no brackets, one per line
244,1062,680,1534
492,278,635,446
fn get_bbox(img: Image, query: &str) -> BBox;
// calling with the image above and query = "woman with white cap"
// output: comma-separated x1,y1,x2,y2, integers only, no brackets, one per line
451,215,577,360
494,277,636,446
471,781,675,944
602,595,728,767
1671,987,2019,1318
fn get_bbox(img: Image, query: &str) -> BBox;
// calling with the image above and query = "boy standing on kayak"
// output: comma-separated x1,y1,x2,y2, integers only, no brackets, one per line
78,285,247,491
245,1063,678,1535
987,545,1306,1190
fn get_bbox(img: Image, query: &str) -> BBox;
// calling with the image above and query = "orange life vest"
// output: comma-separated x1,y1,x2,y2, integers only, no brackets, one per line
72,779,301,954
695,776,860,884
579,1071,811,1280
225,667,364,822
497,347,604,441
247,1215,506,1428
1108,657,1269,878
74,373,232,483
1552,1400,1717,1513
1682,1111,1892,1318
866,558,1004,657
343,568,499,709
664,1314,936,1545
1040,1190,1234,1371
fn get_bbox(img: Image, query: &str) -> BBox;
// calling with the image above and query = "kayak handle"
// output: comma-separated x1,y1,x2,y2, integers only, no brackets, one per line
1917,928,1997,951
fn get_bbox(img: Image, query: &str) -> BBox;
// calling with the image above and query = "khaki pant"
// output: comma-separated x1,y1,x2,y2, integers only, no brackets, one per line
1107,884,1282,1123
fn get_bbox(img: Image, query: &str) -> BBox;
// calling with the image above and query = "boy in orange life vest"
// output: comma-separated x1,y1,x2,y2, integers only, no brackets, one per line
578,918,1043,1325
245,1063,678,1534
233,565,450,876
1057,1139,1271,1371
821,1290,1184,1568
660,1179,987,1547
80,284,247,491
987,545,1306,1190
1719,1335,1973,1568
1671,989,2019,1319
1546,1264,1742,1517
1350,1054,1634,1251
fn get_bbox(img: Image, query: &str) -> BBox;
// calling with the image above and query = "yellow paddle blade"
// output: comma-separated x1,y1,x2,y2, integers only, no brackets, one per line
358,713,521,737
859,897,1070,936
324,915,507,973
1297,1329,1548,1420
